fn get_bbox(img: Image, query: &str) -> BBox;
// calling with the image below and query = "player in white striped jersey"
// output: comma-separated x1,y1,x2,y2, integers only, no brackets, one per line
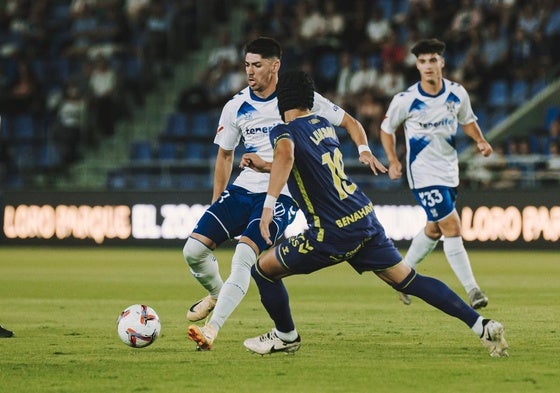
380,38,493,309
185,37,379,350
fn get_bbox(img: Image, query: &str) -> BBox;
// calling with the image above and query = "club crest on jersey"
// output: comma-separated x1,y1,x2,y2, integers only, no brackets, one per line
445,92,460,115
446,100,457,115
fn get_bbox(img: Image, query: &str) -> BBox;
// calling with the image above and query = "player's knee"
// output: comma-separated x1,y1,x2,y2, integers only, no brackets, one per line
251,262,274,283
233,242,257,270
183,237,211,268
443,236,465,255
391,268,417,292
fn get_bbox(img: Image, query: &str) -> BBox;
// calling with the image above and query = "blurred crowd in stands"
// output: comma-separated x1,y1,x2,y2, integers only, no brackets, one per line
177,0,560,190
1,0,560,191
0,0,200,185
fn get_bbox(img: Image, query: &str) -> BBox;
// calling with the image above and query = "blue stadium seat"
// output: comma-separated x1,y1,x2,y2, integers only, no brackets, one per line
106,170,127,189
510,79,529,106
163,112,188,138
156,142,176,160
487,80,509,108
531,78,547,96
367,53,382,70
339,140,356,158
123,56,144,82
475,107,489,131
11,114,36,140
488,109,509,128
130,141,152,161
395,0,410,14
315,53,340,83
35,143,61,170
377,0,394,19
130,174,153,190
0,114,11,140
544,106,560,129
189,111,212,137
182,142,205,160
10,143,35,170
174,175,198,190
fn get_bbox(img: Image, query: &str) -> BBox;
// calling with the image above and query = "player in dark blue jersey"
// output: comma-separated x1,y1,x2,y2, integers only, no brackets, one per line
239,70,508,357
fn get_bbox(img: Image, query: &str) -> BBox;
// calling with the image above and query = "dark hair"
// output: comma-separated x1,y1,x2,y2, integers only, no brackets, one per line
277,70,315,121
411,38,446,57
244,37,282,59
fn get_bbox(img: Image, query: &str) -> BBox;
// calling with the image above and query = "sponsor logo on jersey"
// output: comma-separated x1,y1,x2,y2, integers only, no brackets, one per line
245,125,277,135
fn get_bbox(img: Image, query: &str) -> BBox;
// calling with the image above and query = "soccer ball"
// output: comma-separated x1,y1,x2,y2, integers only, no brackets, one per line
117,304,161,348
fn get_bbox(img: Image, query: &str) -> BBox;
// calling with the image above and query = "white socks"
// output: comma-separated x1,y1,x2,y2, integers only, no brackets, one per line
208,242,256,332
405,231,479,294
275,328,299,342
471,316,484,336
183,237,223,298
443,236,478,294
403,230,439,269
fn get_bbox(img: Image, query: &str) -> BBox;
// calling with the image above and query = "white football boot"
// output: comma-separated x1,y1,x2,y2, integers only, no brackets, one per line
186,295,217,322
480,319,509,357
243,329,301,355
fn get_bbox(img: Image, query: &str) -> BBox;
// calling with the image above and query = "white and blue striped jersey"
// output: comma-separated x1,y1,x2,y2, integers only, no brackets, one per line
381,78,477,189
214,86,346,195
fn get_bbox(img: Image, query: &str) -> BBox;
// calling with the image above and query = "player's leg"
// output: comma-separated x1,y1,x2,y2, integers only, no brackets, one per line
183,234,222,322
243,232,329,355
244,232,348,355
183,188,250,321
439,211,488,309
378,263,507,357
208,195,296,332
243,252,301,355
408,186,488,308
352,234,507,357
403,225,440,269
188,194,297,349
399,223,440,305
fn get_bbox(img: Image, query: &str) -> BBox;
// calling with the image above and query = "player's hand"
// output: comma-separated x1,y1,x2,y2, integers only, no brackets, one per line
387,160,403,180
359,151,388,176
240,153,269,172
259,208,274,245
477,141,493,157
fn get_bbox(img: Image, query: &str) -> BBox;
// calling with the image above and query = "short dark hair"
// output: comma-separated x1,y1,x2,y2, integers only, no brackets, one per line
244,37,282,59
411,38,446,57
277,70,315,121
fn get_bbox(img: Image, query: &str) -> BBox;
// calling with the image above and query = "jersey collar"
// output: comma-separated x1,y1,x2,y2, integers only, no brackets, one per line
249,88,277,102
417,79,446,98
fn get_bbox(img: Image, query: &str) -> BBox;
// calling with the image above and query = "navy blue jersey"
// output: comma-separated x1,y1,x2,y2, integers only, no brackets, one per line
269,114,382,243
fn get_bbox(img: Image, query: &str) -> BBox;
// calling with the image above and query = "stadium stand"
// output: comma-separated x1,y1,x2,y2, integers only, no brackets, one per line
1,0,559,191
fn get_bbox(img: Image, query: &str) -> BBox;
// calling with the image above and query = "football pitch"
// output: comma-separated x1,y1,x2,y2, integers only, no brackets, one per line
0,247,558,393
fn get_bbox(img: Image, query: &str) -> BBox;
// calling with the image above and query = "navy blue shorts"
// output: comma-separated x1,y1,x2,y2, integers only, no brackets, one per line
193,185,298,252
274,229,402,275
412,186,458,222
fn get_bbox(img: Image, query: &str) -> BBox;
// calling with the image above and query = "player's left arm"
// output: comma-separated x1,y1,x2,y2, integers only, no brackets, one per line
239,153,271,172
339,112,387,175
462,121,493,157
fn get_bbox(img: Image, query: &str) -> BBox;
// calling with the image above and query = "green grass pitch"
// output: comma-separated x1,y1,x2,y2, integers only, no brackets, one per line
0,246,559,393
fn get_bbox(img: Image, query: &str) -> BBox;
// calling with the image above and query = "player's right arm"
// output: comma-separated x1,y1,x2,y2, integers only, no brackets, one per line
212,98,242,203
212,147,234,203
380,131,402,179
380,94,407,180
339,113,387,175
260,133,294,245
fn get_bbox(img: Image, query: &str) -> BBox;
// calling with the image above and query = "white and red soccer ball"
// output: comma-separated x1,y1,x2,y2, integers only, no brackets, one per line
117,304,161,348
